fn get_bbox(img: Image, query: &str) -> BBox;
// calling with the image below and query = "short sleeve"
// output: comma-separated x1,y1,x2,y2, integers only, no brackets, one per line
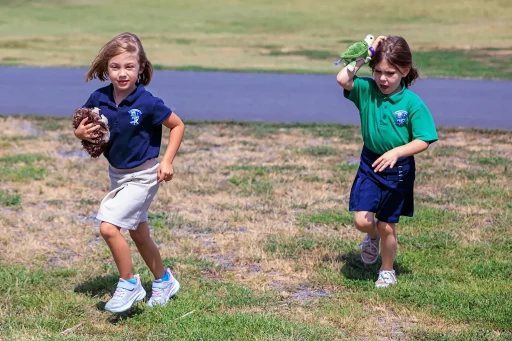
343,76,372,111
410,103,438,143
152,97,172,125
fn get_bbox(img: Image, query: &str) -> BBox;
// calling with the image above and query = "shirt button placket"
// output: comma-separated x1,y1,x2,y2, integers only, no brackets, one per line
381,100,389,126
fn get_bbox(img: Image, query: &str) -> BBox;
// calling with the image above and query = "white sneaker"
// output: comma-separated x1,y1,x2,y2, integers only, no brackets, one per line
375,270,397,288
147,269,180,307
359,234,380,264
105,274,146,313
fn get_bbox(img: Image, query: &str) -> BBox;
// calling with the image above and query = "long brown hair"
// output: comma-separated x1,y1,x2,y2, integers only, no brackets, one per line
85,32,153,86
369,36,419,87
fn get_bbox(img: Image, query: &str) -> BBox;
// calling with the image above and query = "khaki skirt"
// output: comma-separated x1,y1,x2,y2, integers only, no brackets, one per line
96,159,160,230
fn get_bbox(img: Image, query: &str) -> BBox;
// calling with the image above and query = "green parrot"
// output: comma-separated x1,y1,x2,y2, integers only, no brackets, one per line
335,34,375,72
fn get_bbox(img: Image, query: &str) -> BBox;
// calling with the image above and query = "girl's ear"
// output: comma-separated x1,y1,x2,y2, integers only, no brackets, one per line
401,66,411,77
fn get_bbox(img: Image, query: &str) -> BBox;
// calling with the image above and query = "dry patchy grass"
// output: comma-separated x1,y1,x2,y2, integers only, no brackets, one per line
1,116,511,339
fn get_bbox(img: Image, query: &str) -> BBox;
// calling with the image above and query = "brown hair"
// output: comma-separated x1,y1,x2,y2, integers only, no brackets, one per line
369,36,419,87
85,32,153,86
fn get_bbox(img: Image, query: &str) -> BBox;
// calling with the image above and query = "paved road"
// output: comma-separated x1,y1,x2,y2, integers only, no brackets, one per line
1,67,511,130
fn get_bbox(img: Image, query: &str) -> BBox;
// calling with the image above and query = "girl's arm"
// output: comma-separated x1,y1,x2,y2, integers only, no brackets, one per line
372,140,429,172
336,59,366,91
393,139,429,158
161,112,185,165
157,112,185,182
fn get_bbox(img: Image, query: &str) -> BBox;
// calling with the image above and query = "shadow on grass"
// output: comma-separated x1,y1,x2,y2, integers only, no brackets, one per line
337,251,411,281
106,305,145,324
74,273,120,298
74,274,150,322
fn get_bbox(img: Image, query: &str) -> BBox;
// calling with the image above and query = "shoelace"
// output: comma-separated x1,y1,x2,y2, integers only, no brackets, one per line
112,287,127,299
151,287,163,298
359,236,379,256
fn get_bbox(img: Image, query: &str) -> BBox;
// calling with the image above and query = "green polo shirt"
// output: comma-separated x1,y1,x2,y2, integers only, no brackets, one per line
344,76,438,155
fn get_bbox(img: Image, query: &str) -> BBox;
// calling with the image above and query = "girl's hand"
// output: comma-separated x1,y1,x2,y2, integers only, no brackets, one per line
75,117,100,141
370,35,387,55
372,149,400,172
157,162,174,183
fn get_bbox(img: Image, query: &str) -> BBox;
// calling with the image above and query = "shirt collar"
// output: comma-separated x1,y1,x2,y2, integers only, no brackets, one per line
99,82,145,106
377,79,406,103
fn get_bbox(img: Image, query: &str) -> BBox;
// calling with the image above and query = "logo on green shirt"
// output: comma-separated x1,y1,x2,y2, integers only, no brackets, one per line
393,110,408,126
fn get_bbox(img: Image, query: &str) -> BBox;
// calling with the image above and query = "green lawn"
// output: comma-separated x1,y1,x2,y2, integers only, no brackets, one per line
0,0,511,79
0,116,511,340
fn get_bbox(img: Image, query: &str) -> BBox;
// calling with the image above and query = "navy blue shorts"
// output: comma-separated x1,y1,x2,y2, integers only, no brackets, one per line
349,145,416,223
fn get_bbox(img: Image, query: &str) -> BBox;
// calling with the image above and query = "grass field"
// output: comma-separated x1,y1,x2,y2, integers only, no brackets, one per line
0,115,511,340
0,0,511,79
0,1,511,339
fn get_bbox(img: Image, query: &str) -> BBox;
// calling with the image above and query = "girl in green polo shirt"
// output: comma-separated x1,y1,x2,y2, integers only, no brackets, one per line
336,35,438,288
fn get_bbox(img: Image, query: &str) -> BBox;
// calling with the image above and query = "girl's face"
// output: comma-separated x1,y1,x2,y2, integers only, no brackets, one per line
373,59,410,95
108,52,142,95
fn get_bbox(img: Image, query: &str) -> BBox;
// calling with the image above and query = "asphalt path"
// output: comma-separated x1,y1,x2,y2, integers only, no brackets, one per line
1,67,511,130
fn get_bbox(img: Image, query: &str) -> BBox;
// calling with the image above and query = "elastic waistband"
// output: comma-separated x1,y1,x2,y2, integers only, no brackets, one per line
109,158,158,174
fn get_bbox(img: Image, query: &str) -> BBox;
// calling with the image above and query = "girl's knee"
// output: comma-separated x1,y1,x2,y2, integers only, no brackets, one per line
354,212,374,230
377,222,395,236
100,223,120,239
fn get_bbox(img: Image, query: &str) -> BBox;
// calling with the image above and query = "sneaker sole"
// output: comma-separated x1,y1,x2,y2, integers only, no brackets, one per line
147,279,180,307
105,288,147,313
375,282,396,288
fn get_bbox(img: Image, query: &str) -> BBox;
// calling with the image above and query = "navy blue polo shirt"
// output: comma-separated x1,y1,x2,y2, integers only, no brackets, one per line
82,83,172,169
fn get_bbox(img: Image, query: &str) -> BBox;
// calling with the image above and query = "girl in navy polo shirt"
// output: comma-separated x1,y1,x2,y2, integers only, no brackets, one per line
336,36,438,287
74,32,185,312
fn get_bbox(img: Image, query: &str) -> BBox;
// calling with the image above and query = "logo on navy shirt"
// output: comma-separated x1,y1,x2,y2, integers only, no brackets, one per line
393,110,408,126
128,109,142,125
